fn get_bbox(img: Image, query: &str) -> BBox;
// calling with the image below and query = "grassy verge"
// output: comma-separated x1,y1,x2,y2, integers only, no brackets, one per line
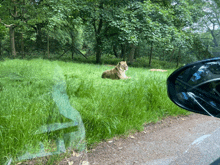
0,59,190,164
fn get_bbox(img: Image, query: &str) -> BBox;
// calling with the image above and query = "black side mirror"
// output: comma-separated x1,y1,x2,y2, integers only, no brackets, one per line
167,57,220,118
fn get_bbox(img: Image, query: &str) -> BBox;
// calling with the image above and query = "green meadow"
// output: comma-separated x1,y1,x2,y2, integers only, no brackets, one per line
0,59,190,164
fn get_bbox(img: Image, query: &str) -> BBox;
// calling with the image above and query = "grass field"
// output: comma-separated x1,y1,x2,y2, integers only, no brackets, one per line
0,59,190,164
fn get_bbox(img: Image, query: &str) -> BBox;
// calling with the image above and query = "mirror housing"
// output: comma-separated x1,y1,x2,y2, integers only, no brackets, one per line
167,57,220,118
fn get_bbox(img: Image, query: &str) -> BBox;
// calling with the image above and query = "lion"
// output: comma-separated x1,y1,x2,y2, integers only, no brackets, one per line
101,61,131,80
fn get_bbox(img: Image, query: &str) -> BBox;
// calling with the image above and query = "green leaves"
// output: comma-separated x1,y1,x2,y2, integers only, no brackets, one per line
0,0,214,64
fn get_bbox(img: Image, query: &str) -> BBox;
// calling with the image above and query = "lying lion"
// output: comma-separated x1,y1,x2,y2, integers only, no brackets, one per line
102,61,131,80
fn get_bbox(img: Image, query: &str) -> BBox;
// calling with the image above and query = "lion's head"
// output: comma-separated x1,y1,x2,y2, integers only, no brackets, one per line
117,61,128,71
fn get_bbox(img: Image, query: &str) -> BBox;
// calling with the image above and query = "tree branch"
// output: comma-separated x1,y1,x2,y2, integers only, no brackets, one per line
0,21,14,28
73,46,88,59
92,18,97,34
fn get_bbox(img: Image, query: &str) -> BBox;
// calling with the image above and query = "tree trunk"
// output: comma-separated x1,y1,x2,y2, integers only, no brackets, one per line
162,49,165,61
47,33,50,58
176,48,181,68
96,36,102,64
113,44,118,58
36,24,42,51
134,45,139,60
21,33,24,58
120,44,125,59
169,48,175,62
120,44,127,61
72,48,74,60
149,42,153,67
94,2,103,64
0,39,2,57
128,43,135,64
9,25,16,57
71,33,74,60
210,30,219,47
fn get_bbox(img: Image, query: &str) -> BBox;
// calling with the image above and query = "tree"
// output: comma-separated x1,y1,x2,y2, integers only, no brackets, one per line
0,0,54,56
49,0,85,59
190,34,212,60
0,0,212,64
191,0,220,57
0,0,21,57
79,0,143,63
0,24,7,57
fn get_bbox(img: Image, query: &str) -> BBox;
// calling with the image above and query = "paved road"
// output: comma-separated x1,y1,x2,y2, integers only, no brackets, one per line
84,113,220,165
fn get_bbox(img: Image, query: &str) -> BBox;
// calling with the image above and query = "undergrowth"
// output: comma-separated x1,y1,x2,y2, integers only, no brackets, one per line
55,54,182,69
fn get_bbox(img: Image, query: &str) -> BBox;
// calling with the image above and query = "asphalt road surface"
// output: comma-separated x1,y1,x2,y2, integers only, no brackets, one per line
84,113,220,165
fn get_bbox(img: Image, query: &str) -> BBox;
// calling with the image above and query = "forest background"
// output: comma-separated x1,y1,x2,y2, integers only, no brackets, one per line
1,0,220,164
0,0,220,67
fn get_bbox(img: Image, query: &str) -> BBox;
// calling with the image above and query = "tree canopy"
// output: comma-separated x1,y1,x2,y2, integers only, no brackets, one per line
0,0,219,65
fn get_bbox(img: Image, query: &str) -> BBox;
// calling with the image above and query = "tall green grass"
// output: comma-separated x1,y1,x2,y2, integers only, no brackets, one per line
0,59,72,164
0,59,190,164
55,61,190,145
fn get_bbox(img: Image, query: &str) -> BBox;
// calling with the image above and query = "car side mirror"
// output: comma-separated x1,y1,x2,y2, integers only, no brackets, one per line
167,57,220,118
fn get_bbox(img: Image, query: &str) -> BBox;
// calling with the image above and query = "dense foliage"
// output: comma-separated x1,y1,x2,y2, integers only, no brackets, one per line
0,0,219,65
